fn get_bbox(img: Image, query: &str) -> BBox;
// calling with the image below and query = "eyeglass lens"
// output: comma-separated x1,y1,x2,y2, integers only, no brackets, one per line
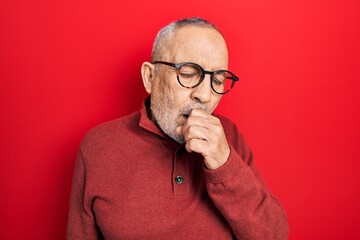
178,63,234,94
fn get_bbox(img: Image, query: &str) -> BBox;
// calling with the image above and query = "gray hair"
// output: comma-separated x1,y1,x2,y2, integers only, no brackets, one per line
151,17,221,62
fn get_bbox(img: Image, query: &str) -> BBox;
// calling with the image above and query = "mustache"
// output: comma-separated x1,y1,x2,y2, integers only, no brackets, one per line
179,103,208,116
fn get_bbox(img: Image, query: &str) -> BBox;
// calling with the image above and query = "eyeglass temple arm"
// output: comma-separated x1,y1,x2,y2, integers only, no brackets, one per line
152,61,176,68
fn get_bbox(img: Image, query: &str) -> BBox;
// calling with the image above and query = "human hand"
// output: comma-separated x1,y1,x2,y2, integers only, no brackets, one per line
176,109,230,170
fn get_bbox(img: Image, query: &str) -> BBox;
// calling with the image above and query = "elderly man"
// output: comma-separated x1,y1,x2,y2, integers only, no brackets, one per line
67,17,289,239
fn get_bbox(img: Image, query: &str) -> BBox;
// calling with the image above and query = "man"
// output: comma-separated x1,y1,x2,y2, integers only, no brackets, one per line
67,17,289,239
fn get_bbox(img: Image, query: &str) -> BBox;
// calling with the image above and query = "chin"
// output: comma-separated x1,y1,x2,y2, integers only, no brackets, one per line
167,131,184,143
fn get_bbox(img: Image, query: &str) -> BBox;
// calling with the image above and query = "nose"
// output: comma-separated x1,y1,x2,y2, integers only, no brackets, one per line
190,74,212,104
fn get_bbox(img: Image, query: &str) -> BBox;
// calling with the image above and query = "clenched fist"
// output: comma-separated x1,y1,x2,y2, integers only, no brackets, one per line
176,109,230,170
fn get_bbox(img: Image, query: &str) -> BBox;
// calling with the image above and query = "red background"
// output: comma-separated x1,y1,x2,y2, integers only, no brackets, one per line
1,0,359,239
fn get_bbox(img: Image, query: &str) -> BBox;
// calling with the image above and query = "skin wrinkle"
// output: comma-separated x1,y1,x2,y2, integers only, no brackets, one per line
149,25,227,144
151,83,208,143
140,22,232,169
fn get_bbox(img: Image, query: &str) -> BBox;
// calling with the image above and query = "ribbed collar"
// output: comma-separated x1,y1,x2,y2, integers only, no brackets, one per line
138,97,167,138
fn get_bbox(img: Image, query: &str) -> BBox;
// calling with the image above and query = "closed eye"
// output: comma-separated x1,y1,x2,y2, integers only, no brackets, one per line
212,78,224,86
180,73,198,79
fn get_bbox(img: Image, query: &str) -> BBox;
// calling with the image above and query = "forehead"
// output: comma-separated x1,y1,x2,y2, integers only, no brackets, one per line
164,26,228,70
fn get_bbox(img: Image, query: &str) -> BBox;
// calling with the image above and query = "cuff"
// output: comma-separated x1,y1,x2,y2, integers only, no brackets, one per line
204,145,245,184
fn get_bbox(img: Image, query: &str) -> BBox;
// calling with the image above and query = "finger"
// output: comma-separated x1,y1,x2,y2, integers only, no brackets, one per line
176,126,183,135
189,108,211,118
181,115,223,143
183,125,209,142
189,109,222,128
185,138,208,154
182,115,210,131
182,116,222,141
177,110,209,137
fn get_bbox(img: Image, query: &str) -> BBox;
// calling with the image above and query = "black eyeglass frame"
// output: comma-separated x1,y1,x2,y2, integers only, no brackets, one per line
152,61,239,95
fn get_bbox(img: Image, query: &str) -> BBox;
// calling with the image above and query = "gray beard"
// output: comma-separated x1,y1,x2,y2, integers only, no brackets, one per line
150,99,207,144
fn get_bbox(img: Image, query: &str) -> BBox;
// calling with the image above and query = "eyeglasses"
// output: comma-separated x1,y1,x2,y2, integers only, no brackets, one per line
152,61,239,94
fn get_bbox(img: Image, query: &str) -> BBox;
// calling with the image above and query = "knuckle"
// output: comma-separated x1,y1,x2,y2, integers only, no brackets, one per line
186,117,194,125
212,117,221,124
192,108,201,114
188,125,196,135
186,139,194,150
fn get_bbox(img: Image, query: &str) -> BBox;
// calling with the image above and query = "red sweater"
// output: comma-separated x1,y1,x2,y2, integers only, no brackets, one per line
67,102,289,239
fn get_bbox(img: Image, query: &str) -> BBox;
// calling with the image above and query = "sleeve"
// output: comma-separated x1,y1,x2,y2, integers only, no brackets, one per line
66,148,102,240
204,127,289,239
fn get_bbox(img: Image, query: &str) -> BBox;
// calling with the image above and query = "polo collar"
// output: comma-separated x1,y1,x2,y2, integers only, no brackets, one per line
138,97,167,138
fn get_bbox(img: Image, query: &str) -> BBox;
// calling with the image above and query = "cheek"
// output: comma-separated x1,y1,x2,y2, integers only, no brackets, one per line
157,73,177,96
172,90,192,108
164,80,191,107
152,78,169,100
209,96,222,112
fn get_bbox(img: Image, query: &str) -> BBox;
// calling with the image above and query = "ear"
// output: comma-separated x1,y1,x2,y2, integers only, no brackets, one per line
141,61,155,94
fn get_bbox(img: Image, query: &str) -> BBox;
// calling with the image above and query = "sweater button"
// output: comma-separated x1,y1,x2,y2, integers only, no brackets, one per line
175,175,183,184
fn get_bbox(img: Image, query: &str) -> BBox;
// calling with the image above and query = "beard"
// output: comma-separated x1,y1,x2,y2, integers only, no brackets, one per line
150,91,207,143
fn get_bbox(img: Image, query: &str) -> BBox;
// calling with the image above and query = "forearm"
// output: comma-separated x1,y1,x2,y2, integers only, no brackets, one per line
205,147,289,239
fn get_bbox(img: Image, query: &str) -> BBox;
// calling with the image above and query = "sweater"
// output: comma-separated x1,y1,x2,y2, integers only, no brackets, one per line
67,101,289,240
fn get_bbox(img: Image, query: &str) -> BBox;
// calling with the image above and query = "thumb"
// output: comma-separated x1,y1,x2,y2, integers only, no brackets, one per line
176,126,183,135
